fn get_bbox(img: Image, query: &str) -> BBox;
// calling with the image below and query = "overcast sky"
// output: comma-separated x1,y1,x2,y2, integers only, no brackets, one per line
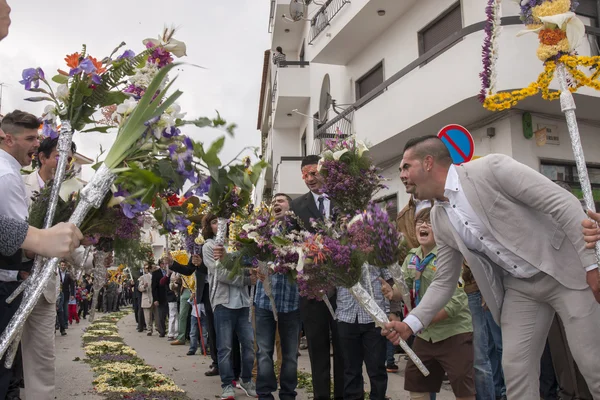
0,0,270,180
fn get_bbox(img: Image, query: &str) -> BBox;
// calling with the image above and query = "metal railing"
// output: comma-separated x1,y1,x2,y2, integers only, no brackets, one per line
311,109,353,155
308,0,351,45
271,61,309,107
271,69,278,107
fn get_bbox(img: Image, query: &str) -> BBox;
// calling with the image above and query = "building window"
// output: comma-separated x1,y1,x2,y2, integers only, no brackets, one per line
418,2,462,56
540,161,600,209
355,61,384,101
576,1,599,56
374,194,399,222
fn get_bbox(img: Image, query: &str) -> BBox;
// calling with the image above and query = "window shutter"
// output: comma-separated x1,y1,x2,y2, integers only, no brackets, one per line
577,0,597,18
421,4,462,54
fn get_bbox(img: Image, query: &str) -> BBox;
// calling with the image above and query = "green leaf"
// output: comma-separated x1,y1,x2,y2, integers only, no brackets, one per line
187,117,213,128
203,136,225,167
99,91,128,107
52,75,70,84
81,126,113,133
272,236,291,246
26,88,51,94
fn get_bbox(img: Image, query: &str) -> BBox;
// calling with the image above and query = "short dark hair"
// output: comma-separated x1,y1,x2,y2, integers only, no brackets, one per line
554,181,572,192
301,155,320,169
276,46,283,53
37,136,77,159
415,207,431,225
273,193,292,204
403,135,452,166
1,110,39,135
202,213,218,240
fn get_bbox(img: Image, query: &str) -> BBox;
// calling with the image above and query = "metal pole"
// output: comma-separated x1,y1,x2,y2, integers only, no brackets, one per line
556,63,600,261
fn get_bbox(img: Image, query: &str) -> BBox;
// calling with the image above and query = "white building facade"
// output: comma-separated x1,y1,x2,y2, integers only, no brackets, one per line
256,0,600,217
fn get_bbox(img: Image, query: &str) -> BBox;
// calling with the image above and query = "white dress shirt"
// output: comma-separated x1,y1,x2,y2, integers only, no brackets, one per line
312,191,331,219
0,149,29,282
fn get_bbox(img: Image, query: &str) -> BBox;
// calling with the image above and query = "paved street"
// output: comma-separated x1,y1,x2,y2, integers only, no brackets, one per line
51,311,454,400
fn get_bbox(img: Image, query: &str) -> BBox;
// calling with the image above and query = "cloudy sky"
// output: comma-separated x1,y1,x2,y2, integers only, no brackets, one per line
0,0,270,180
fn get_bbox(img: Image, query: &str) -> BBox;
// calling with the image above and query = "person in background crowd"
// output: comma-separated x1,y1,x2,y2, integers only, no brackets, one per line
255,193,301,400
76,280,89,320
58,261,74,330
204,213,258,400
382,207,475,400
67,281,79,325
151,258,170,337
167,270,180,341
139,264,155,336
291,155,344,400
170,263,195,346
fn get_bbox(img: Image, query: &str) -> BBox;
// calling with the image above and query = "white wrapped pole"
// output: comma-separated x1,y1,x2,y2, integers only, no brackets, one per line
258,261,277,321
89,251,110,323
0,164,116,362
556,63,600,261
387,261,412,312
348,282,429,376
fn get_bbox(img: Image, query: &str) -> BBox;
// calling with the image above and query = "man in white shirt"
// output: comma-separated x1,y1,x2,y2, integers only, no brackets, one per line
383,136,600,399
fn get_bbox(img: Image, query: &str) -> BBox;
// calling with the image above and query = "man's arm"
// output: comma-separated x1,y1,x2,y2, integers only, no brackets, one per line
488,154,596,270
151,272,159,302
169,261,195,276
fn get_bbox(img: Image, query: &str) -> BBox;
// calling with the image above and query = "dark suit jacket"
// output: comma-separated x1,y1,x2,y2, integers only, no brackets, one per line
151,268,168,305
169,258,207,305
291,191,332,233
61,271,75,298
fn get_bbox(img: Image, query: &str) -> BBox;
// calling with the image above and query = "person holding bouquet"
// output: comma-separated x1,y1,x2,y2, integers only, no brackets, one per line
291,155,343,400
255,193,302,400
381,207,475,400
203,213,258,400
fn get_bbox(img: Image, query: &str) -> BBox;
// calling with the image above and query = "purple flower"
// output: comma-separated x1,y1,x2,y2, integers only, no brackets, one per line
185,176,211,197
69,57,97,76
149,46,174,68
123,84,145,99
19,67,44,90
42,121,58,139
121,199,149,219
162,126,180,138
117,49,136,60
91,74,102,84
113,185,130,198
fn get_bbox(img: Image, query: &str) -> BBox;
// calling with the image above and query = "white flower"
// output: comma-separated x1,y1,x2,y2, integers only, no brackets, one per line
355,140,369,157
59,178,83,202
143,28,187,58
332,149,348,160
347,214,363,229
296,247,304,273
42,105,57,123
517,12,585,51
115,98,138,124
166,103,186,120
247,231,260,242
56,84,69,101
321,150,333,160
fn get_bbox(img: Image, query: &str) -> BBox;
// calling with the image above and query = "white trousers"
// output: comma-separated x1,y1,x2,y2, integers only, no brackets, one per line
168,301,179,338
22,298,56,400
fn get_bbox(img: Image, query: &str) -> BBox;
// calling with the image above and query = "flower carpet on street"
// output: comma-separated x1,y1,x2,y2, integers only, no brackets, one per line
83,310,191,400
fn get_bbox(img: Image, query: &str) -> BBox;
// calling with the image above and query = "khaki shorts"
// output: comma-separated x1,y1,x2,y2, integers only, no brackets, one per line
404,332,475,397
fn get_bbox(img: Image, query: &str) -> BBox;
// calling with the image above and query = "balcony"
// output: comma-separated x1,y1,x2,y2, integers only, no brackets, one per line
272,61,310,129
269,0,306,51
308,0,418,65
315,17,600,165
273,157,306,199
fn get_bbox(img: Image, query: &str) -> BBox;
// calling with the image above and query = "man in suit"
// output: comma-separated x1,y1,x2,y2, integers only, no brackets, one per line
151,257,170,337
291,155,344,400
383,136,600,399
58,261,74,333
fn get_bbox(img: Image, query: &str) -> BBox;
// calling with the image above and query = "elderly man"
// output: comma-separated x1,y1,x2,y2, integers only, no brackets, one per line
383,136,600,399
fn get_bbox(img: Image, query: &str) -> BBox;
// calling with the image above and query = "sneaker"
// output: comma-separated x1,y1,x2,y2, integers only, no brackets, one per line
386,363,399,373
220,385,235,400
239,380,257,398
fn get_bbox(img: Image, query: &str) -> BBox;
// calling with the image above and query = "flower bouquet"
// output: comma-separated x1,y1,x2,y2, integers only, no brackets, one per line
318,136,384,215
205,151,267,257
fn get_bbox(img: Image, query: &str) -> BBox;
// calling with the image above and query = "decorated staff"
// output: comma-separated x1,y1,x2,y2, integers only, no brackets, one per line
480,0,600,262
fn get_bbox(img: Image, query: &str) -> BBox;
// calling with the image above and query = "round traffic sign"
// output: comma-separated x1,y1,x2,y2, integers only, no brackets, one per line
437,124,474,165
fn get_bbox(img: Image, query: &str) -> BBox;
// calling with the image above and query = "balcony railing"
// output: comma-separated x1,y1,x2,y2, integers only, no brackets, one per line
308,0,351,45
311,109,353,155
271,61,310,107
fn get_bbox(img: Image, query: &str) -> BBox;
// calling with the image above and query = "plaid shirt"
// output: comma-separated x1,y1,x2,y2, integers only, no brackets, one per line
336,266,391,324
254,273,299,314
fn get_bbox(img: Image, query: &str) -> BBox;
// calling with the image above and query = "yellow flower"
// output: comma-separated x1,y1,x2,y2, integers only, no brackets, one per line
187,222,196,235
532,0,571,21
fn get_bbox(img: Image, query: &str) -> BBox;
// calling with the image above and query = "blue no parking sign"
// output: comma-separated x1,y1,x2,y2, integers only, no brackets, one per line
437,124,474,165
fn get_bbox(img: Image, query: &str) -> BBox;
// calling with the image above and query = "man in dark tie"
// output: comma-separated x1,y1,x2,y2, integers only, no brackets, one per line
291,155,343,400
151,258,169,337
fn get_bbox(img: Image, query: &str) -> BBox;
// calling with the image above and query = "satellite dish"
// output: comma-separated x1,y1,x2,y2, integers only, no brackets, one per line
288,0,308,22
318,74,332,123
